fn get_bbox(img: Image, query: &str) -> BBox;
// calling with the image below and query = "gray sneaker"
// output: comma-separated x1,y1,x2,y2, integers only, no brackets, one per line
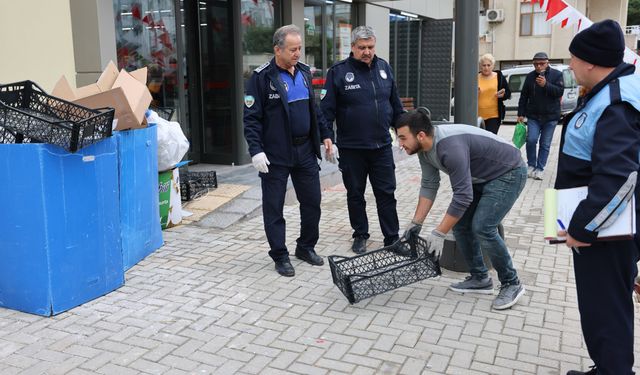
449,275,494,294
533,169,544,180
527,166,535,178
492,282,525,310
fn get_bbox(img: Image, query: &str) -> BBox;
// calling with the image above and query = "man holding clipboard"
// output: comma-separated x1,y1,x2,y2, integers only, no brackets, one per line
555,20,640,375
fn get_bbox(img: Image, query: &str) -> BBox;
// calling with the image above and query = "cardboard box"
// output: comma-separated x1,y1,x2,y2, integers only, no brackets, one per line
116,124,164,270
52,61,152,131
0,138,124,316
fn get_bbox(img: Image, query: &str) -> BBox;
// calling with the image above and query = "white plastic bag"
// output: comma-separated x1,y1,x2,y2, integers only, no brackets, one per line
147,110,189,172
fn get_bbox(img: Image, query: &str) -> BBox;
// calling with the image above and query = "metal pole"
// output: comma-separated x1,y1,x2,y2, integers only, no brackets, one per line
453,0,479,126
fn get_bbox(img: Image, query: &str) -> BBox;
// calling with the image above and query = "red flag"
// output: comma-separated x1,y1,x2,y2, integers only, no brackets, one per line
531,0,545,9
159,32,173,50
142,14,155,27
241,14,253,26
546,0,568,20
131,4,141,20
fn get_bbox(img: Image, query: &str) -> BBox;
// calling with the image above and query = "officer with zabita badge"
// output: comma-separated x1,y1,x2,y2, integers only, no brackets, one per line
320,25,405,254
243,24,333,277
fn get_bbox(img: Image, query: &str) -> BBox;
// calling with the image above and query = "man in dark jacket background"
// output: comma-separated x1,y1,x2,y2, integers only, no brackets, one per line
244,25,333,277
517,52,564,181
320,26,404,253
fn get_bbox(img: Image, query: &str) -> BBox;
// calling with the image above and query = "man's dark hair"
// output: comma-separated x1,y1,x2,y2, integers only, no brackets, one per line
395,107,434,137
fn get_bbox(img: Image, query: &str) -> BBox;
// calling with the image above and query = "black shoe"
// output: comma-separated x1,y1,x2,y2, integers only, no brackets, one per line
352,236,367,254
274,260,295,277
295,248,324,266
384,236,400,247
567,366,597,375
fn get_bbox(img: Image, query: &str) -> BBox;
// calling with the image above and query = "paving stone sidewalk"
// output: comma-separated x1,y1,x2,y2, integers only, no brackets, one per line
1,125,639,375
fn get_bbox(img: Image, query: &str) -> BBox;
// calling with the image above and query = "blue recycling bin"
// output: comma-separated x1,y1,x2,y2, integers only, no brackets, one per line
116,124,164,271
0,138,124,316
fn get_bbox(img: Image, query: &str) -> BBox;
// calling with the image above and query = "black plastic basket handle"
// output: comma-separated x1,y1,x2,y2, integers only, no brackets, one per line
0,80,46,94
28,81,47,94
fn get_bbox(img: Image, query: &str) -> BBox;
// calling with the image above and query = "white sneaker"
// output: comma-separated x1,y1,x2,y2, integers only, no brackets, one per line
533,170,544,180
527,166,535,178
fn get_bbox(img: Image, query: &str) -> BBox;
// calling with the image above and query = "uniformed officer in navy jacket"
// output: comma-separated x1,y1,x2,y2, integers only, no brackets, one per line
244,24,333,277
320,26,404,254
556,19,640,375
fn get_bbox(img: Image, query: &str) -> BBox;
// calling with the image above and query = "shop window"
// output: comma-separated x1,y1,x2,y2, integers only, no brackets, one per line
241,0,279,83
303,1,353,100
114,0,180,117
520,1,551,36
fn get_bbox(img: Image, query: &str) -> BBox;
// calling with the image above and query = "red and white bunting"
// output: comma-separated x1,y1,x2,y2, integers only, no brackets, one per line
532,0,640,71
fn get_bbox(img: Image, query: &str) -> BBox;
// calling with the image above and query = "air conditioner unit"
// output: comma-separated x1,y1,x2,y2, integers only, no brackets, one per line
487,9,505,23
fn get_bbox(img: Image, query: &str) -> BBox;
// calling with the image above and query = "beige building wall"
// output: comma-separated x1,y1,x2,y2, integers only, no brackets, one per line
0,0,76,91
375,0,454,19
486,0,627,66
587,0,628,27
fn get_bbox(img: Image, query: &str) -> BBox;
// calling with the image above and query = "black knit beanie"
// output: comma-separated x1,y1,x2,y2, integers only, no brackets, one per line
569,19,624,67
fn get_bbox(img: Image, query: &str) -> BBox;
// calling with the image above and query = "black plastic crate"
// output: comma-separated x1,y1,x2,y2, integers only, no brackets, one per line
0,125,40,145
328,235,441,304
179,170,217,201
150,105,175,121
0,81,114,152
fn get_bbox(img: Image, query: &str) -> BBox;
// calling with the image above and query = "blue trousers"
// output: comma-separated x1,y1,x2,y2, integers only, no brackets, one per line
260,141,321,262
573,239,639,374
526,118,557,171
453,165,527,284
338,145,399,246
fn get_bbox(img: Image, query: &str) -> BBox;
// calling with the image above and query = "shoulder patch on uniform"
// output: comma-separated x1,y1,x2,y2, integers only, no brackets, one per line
244,95,255,108
254,61,270,73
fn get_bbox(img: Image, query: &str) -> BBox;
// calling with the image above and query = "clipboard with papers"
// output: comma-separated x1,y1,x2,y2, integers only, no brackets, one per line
544,186,636,244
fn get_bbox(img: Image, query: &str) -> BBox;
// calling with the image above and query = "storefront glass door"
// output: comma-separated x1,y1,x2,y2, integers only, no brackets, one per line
194,0,234,162
303,1,353,100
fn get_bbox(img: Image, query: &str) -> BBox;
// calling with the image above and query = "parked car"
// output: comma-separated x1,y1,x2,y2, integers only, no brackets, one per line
502,64,579,123
450,64,579,123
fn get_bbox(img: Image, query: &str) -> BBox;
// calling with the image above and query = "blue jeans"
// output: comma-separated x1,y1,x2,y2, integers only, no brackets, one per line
452,165,527,284
525,118,558,171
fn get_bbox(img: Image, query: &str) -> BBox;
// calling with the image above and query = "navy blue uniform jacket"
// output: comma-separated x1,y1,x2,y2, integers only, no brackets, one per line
517,66,564,122
320,54,404,149
244,58,331,167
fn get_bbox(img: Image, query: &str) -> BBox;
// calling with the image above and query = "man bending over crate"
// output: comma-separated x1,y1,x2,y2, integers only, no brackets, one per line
395,109,527,310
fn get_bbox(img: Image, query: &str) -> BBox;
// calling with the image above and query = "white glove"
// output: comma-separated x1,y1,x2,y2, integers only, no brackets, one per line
427,229,446,259
326,144,339,164
251,152,270,173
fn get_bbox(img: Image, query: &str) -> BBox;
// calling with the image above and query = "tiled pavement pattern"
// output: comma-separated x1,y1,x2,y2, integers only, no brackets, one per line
1,125,639,375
